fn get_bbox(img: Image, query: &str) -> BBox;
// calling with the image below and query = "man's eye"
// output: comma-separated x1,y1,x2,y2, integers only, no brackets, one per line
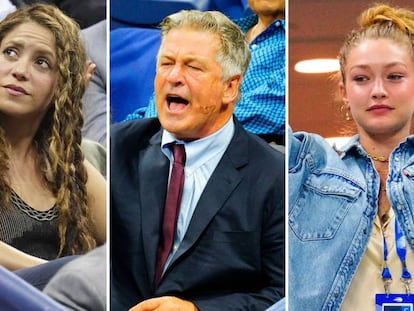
188,64,201,71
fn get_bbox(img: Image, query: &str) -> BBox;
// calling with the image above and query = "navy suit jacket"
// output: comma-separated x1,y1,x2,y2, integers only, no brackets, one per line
110,118,284,310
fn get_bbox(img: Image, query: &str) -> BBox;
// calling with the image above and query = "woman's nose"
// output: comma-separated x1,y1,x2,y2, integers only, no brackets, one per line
11,60,29,81
371,78,387,99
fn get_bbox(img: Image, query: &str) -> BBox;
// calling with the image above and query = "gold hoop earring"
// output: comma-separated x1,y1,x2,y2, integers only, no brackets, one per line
340,104,352,121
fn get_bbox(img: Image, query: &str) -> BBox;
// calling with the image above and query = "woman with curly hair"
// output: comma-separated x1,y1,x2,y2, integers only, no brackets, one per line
289,3,414,310
0,4,106,271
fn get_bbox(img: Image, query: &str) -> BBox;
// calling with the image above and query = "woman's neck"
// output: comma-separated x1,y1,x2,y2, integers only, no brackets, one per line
0,110,42,137
1,121,38,157
359,131,407,161
374,160,391,221
359,133,407,221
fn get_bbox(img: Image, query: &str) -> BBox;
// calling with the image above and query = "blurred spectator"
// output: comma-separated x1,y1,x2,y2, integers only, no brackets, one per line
44,244,107,311
10,0,105,29
81,20,107,147
0,0,16,21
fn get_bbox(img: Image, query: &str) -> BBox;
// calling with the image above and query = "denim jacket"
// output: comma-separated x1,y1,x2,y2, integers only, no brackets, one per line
288,130,414,311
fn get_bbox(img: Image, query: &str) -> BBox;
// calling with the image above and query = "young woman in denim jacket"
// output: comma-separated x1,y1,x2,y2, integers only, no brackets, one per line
289,4,414,310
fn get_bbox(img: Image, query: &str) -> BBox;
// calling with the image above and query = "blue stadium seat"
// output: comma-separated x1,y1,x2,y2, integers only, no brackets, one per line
111,0,210,29
109,0,253,122
0,265,65,311
208,0,250,19
110,27,161,123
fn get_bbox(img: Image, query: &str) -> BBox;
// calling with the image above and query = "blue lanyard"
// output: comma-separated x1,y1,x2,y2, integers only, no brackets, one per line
382,218,412,295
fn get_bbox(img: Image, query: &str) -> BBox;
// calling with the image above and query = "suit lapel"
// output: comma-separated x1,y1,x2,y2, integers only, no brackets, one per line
167,119,249,268
139,131,169,287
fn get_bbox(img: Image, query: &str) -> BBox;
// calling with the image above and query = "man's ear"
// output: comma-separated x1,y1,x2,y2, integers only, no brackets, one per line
222,74,242,105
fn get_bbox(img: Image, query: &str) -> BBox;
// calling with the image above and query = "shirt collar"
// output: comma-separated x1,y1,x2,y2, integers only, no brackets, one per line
234,14,285,34
161,117,235,169
338,134,414,160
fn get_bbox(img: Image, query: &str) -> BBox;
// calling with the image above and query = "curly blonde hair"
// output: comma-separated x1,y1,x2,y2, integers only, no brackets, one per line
0,4,96,256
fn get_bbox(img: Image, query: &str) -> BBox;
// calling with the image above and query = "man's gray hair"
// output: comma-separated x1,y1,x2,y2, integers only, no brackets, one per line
158,10,251,84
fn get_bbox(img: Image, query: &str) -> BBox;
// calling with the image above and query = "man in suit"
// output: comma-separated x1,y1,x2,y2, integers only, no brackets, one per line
111,10,285,311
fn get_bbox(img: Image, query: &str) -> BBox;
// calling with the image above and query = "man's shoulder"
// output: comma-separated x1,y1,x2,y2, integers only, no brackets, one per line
111,118,161,141
110,118,162,159
250,137,284,173
223,122,285,185
236,124,284,164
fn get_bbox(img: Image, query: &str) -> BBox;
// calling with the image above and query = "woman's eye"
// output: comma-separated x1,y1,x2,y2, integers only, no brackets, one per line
353,75,368,82
3,47,17,58
36,58,50,68
388,74,403,80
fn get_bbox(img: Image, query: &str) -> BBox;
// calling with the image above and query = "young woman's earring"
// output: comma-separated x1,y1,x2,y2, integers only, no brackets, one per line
341,104,352,121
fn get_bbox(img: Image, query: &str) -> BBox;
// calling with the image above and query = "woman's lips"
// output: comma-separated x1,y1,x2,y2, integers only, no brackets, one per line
4,84,28,96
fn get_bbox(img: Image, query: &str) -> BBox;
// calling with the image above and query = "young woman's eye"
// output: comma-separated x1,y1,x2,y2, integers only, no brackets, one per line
353,75,368,82
388,73,403,80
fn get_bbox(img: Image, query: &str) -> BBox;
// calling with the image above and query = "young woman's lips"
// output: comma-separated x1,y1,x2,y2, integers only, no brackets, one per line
367,104,393,114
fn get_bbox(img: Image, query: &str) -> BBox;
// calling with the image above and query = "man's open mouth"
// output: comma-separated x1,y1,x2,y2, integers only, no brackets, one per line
167,95,189,111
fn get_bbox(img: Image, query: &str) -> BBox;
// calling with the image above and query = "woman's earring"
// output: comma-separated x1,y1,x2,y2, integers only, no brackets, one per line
340,104,352,121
